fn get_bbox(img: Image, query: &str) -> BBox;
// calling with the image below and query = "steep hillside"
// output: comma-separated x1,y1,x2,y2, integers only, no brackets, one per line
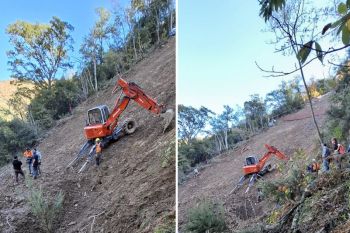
179,93,330,232
0,80,33,120
0,38,175,233
0,80,16,116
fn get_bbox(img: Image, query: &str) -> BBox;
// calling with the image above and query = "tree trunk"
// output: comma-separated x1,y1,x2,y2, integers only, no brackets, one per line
215,134,222,153
137,27,143,56
168,0,173,30
93,56,97,92
27,105,38,135
224,130,228,150
293,48,323,145
81,72,88,99
132,31,138,61
155,8,160,44
100,38,103,64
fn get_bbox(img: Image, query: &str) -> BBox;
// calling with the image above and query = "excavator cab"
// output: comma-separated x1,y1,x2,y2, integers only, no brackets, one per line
245,156,258,166
87,105,110,125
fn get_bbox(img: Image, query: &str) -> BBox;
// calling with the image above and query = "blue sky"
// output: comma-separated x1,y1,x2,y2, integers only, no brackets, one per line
178,1,343,114
0,0,129,81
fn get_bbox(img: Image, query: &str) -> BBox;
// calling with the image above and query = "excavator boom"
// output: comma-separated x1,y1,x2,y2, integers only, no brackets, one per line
116,78,165,115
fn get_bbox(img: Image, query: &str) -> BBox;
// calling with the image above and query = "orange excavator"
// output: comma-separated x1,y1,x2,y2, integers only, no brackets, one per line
230,144,288,194
67,77,174,172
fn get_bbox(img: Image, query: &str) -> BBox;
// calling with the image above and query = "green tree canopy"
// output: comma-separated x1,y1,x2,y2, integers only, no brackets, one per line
178,105,214,144
6,17,74,89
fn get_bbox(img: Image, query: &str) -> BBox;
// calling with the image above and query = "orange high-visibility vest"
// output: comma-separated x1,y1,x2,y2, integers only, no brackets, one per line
23,150,33,158
312,162,320,171
96,143,102,153
338,144,345,154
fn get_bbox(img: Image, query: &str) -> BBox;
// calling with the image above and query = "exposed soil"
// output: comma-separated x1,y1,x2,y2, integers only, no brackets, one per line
0,38,175,233
178,93,331,232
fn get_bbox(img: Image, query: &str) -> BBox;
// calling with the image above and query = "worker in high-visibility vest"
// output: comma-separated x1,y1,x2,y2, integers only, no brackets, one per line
23,148,33,175
95,138,102,166
307,159,320,173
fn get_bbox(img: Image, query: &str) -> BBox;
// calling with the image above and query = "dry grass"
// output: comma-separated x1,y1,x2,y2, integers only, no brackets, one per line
0,80,33,120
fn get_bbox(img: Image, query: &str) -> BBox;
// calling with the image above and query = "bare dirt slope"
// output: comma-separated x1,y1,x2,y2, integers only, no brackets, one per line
0,38,175,233
179,93,330,232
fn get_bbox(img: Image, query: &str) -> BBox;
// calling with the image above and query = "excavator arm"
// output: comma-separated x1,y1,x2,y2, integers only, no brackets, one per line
258,144,288,167
113,78,165,114
106,78,166,129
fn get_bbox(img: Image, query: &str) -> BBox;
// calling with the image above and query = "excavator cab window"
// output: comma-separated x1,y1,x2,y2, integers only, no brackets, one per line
88,108,103,125
87,106,110,125
245,156,257,166
102,106,110,121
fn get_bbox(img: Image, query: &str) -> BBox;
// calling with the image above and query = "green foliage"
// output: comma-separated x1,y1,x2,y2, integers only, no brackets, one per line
244,94,267,130
6,81,34,120
259,0,286,22
178,152,191,183
327,73,350,141
0,117,37,166
186,200,227,233
27,181,64,233
161,141,175,168
346,179,350,209
236,225,264,233
265,78,304,118
259,149,310,204
179,139,213,167
178,105,214,143
154,220,175,233
297,41,313,64
266,209,282,224
30,78,82,129
6,17,74,90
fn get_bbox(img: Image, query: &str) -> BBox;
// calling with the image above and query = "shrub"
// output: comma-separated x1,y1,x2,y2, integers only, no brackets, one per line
186,200,227,233
236,224,265,233
154,221,175,233
27,181,64,233
161,141,175,168
0,117,38,166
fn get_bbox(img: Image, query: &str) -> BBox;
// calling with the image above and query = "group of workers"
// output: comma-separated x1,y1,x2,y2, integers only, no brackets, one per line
12,147,42,183
308,137,348,173
11,137,102,183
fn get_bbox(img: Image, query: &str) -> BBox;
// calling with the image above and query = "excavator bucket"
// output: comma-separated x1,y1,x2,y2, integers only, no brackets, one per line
161,109,174,133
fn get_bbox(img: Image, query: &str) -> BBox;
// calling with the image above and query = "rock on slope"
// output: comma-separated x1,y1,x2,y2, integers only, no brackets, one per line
179,93,330,232
0,38,175,233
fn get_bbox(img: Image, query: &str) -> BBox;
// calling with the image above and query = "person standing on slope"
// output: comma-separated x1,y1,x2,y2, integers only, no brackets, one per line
32,151,40,179
331,137,345,169
12,156,25,183
322,143,331,172
23,148,33,175
33,148,42,175
95,138,102,166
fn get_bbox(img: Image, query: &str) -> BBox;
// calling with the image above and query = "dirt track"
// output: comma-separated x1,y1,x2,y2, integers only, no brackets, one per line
0,38,175,233
178,93,330,232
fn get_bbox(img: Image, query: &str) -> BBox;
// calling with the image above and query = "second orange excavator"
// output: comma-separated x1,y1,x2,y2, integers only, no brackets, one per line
67,77,174,172
230,144,288,194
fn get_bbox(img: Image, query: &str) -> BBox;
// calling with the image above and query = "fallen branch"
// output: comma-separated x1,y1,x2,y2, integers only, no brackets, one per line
6,215,13,229
89,211,105,233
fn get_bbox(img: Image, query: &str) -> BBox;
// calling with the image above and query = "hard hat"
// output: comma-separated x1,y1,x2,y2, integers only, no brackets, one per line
95,138,101,142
